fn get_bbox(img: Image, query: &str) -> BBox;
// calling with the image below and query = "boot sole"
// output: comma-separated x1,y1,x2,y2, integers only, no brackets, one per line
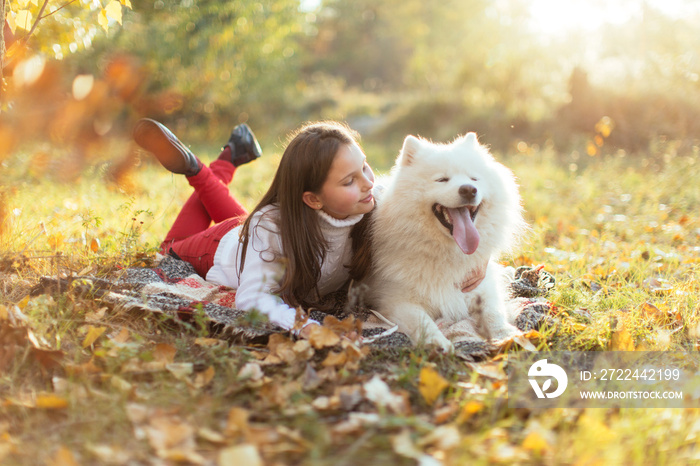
133,119,195,175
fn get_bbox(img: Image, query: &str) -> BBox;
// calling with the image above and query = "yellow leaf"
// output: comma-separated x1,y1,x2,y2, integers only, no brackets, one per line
46,446,79,466
154,343,177,364
194,366,215,389
321,350,347,367
640,302,664,322
166,362,193,380
6,13,16,34
98,10,109,31
110,327,131,343
90,237,101,252
218,444,263,466
456,400,484,423
105,1,122,24
82,326,106,348
48,233,64,250
307,325,340,349
15,10,33,31
17,296,30,310
194,337,221,347
522,431,549,453
609,319,635,351
35,393,69,410
225,407,250,437
64,359,102,376
418,366,449,406
120,0,133,8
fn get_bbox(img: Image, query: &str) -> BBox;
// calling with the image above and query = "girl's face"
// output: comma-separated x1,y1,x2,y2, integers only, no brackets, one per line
303,142,375,219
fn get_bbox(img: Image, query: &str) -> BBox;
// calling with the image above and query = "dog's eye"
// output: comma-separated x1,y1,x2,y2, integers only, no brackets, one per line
436,177,450,183
471,177,479,182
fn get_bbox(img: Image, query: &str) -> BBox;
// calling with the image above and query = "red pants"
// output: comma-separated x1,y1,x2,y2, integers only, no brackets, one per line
161,159,247,277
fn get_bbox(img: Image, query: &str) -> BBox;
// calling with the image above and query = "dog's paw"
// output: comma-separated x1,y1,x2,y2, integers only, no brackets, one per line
490,323,521,341
423,332,455,353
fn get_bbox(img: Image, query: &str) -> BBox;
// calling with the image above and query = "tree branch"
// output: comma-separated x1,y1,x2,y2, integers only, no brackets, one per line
1,0,6,83
39,0,79,21
25,0,50,41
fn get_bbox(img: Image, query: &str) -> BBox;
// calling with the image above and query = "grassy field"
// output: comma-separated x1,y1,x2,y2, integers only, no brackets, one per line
1,139,699,465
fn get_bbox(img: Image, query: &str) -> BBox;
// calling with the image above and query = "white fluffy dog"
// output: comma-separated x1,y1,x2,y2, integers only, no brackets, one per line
368,133,527,351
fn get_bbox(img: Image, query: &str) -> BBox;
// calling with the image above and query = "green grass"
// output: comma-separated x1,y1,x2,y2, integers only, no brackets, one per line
1,142,699,464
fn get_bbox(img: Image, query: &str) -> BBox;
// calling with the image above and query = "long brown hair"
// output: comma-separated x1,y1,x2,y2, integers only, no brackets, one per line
238,121,373,308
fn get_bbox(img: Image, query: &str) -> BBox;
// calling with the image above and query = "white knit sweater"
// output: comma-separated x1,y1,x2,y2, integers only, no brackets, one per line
206,205,363,329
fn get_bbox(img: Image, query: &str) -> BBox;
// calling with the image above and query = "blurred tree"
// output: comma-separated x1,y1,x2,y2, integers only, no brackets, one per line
1,0,131,90
93,0,304,137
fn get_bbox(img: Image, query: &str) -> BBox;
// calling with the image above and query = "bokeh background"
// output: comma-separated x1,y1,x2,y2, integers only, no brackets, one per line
2,0,699,175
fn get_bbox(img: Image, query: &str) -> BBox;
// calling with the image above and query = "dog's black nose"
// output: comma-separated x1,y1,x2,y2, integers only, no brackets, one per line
459,184,477,202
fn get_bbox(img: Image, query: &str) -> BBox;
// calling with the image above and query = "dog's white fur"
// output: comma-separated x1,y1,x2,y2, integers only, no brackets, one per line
367,133,527,351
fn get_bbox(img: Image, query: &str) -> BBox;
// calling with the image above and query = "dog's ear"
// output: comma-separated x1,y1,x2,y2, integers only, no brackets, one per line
398,135,421,166
459,132,479,147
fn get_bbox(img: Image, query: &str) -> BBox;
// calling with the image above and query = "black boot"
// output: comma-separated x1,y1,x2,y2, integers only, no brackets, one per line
220,123,262,167
133,118,202,176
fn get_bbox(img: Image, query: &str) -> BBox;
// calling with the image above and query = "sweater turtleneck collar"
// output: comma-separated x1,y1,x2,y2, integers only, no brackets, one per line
316,209,364,229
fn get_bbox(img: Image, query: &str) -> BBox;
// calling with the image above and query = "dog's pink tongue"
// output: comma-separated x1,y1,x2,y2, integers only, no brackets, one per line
448,207,479,254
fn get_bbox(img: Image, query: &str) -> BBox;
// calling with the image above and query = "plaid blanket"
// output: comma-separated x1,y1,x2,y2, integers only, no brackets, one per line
32,255,555,359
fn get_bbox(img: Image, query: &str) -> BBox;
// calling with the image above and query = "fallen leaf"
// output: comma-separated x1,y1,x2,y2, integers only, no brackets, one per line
90,237,101,252
225,407,250,437
522,430,549,454
391,429,441,465
322,315,362,337
35,393,69,410
197,427,226,444
126,403,149,425
363,375,404,413
144,415,204,464
30,347,64,371
468,361,508,380
0,443,12,463
292,339,314,360
307,325,340,349
433,403,459,424
166,363,194,380
332,412,381,436
48,233,64,250
609,317,635,351
110,375,133,394
82,326,106,348
311,395,338,411
110,327,131,343
417,424,460,451
193,366,215,389
321,350,347,367
194,337,221,347
85,444,131,464
456,400,484,423
418,366,450,406
238,362,264,382
512,334,538,351
218,444,263,466
46,446,79,466
65,358,102,377
336,385,364,411
265,334,298,364
154,343,177,364
643,277,673,295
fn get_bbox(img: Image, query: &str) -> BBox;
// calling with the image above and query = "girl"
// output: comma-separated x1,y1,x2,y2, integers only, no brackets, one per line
133,119,376,329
